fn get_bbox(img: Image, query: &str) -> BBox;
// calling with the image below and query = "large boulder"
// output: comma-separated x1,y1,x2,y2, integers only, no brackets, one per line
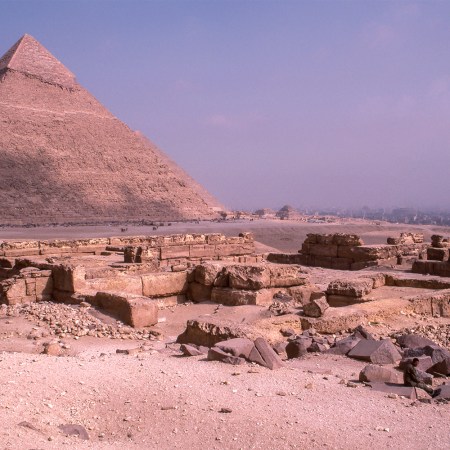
359,365,403,383
176,318,261,348
327,335,361,355
396,334,438,349
348,339,402,365
286,337,312,359
399,356,434,372
303,294,329,318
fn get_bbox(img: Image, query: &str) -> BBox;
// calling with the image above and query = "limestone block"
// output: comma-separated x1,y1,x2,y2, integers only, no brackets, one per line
313,256,333,268
194,262,225,285
176,318,261,347
189,244,216,258
427,247,449,261
326,279,373,298
332,234,364,246
95,291,158,328
211,287,274,306
206,233,226,244
35,276,53,300
288,285,315,305
52,264,86,293
307,244,338,257
254,337,284,370
331,258,352,270
227,265,270,290
85,276,143,296
214,243,255,257
303,294,329,318
188,282,213,303
160,245,190,260
326,294,371,307
268,265,309,288
141,271,188,297
337,246,356,259
315,235,334,245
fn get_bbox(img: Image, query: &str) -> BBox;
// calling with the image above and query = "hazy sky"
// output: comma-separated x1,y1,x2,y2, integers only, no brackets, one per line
1,0,450,211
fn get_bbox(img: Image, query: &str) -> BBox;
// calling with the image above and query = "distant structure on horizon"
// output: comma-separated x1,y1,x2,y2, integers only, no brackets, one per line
0,34,223,226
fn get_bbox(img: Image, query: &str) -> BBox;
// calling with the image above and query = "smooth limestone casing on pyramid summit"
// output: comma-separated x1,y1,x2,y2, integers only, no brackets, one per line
0,34,222,225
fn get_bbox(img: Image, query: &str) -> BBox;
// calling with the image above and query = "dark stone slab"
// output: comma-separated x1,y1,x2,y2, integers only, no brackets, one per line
247,345,266,367
348,339,401,365
207,347,245,365
286,338,311,359
327,335,361,355
215,338,255,359
254,337,284,370
397,334,438,349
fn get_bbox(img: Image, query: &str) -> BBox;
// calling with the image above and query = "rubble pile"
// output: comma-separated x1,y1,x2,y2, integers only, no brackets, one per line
0,302,158,340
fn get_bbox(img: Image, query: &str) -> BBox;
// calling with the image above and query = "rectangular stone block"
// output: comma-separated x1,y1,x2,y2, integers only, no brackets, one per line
85,276,143,295
189,244,216,258
308,244,338,257
52,264,86,293
427,247,449,261
313,256,332,268
160,245,190,260
141,271,188,297
214,243,254,257
337,245,356,260
331,258,352,270
326,294,368,307
35,276,53,298
95,292,158,328
211,287,274,306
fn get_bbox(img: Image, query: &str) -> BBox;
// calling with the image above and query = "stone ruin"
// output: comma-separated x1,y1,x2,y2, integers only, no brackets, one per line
268,232,426,270
413,235,450,277
2,229,450,395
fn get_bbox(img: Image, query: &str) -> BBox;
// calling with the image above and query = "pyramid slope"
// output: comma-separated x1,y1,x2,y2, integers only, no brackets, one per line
0,34,76,88
0,36,222,225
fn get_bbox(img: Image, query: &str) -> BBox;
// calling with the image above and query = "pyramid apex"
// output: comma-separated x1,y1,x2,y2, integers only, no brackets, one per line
0,34,76,88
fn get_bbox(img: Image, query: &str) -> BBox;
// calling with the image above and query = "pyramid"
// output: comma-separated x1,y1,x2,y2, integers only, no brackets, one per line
0,34,222,225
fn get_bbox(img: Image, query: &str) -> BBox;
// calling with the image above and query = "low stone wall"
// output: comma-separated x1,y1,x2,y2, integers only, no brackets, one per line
0,267,53,305
412,260,450,278
269,233,426,271
0,232,256,262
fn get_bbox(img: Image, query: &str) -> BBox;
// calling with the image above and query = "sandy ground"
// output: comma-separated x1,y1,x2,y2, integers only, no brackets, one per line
1,300,450,450
2,219,450,253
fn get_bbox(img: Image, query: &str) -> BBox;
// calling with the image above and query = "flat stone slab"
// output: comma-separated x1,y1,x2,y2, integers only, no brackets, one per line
368,382,417,400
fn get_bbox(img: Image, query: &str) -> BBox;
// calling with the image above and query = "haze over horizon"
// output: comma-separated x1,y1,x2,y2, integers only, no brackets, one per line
2,0,449,212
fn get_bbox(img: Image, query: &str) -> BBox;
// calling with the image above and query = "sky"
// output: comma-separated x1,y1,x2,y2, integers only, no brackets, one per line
1,0,450,211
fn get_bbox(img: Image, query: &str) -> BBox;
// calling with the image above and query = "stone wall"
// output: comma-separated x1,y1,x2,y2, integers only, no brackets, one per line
122,232,257,267
413,235,450,277
0,267,53,305
270,233,426,271
0,232,256,265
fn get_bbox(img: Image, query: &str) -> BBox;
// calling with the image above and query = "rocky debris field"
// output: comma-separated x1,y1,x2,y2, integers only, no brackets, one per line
0,302,160,342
